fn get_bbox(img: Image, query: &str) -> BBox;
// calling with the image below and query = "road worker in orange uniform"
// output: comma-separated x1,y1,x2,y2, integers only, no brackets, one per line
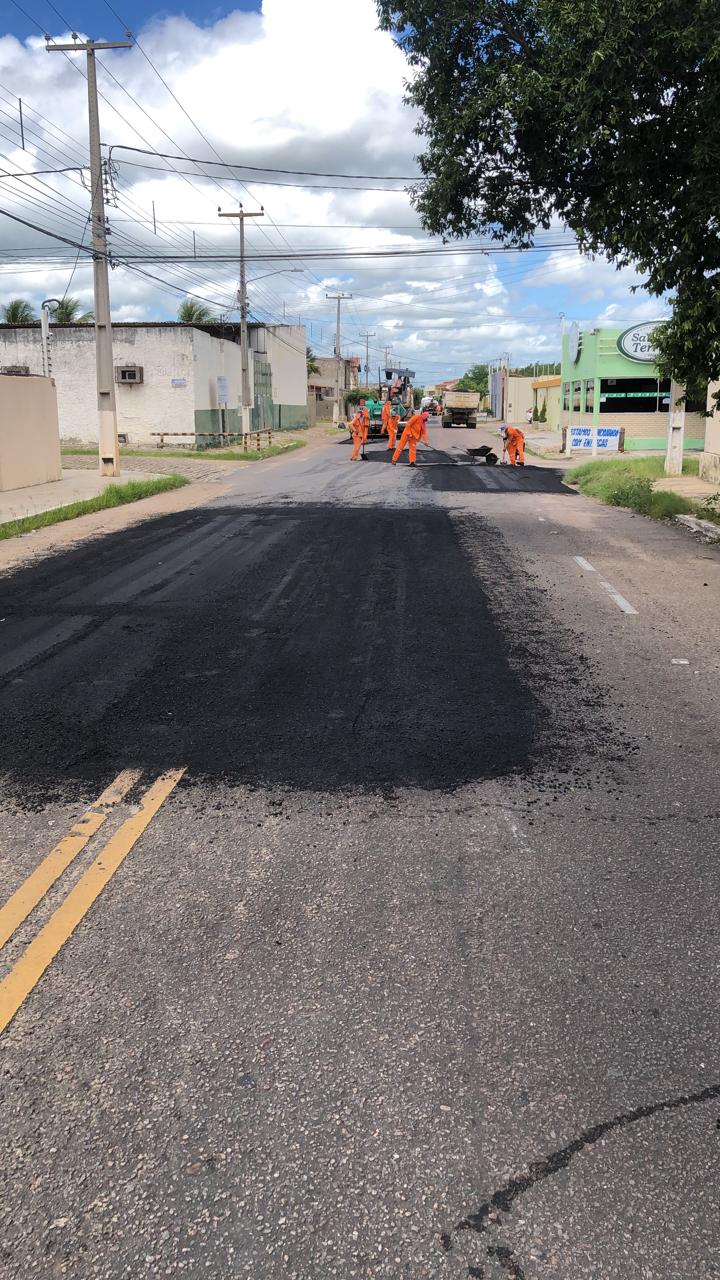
350,400,370,461
391,408,430,467
381,396,402,451
504,424,526,466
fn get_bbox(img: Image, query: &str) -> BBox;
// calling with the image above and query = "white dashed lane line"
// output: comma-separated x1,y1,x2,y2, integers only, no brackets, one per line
571,556,639,615
597,578,639,615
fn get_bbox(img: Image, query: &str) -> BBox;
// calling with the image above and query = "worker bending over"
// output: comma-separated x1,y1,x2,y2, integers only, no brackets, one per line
350,400,370,461
381,396,403,451
504,424,525,466
392,408,430,467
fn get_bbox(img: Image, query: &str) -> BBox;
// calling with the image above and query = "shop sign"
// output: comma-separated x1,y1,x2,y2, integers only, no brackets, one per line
616,322,660,363
569,425,622,451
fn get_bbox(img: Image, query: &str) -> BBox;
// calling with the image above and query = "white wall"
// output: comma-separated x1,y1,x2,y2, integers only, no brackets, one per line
191,327,243,413
0,325,197,445
255,325,306,405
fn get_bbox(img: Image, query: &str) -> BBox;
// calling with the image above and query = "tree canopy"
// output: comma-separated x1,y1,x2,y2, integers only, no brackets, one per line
177,299,215,324
2,298,36,323
377,0,720,392
52,297,93,324
307,346,320,376
456,364,488,395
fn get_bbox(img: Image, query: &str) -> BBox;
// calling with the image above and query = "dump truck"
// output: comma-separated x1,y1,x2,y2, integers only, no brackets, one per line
441,389,480,429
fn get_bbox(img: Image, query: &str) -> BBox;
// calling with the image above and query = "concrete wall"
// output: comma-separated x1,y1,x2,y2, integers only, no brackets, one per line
0,323,310,445
0,326,198,445
191,327,244,442
252,325,308,429
505,376,535,427
701,381,720,483
0,374,62,491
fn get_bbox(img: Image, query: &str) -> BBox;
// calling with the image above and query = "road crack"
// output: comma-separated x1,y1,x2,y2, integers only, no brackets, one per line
447,1079,720,1272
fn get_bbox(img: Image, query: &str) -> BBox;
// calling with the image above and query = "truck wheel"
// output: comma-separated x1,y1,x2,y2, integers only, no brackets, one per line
468,419,477,429
442,417,451,429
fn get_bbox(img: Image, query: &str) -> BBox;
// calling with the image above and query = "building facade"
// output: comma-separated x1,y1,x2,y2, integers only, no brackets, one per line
307,355,360,417
0,321,308,446
560,322,706,451
530,376,561,431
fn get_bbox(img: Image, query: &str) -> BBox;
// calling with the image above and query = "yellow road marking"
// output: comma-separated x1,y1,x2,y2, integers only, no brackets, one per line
0,769,142,952
0,767,185,1036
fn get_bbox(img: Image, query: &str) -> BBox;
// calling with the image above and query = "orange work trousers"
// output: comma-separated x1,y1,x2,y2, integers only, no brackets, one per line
507,441,525,465
386,424,398,450
351,429,367,460
392,425,417,464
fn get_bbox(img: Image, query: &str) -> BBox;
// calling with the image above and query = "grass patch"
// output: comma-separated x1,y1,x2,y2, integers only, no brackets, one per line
0,474,188,541
61,440,305,462
566,455,702,521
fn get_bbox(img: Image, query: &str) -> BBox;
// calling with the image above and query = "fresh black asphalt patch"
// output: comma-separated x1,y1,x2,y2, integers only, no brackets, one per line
0,502,625,807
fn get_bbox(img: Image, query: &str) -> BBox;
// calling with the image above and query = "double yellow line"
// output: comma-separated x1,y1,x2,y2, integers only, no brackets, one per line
0,766,185,1035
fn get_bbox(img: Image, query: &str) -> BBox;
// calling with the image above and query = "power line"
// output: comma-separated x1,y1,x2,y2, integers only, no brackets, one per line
107,143,423,183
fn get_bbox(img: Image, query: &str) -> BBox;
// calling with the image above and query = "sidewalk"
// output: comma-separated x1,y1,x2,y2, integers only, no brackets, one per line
0,469,162,524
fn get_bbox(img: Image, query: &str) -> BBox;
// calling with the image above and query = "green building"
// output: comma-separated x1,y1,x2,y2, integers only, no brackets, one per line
560,323,706,451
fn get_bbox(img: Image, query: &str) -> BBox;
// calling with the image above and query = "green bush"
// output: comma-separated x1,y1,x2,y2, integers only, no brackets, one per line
532,403,539,421
605,475,654,513
539,399,547,422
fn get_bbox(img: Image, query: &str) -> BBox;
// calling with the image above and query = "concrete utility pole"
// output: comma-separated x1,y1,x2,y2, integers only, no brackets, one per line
326,292,352,423
219,204,265,435
47,34,132,477
360,330,375,389
665,380,686,476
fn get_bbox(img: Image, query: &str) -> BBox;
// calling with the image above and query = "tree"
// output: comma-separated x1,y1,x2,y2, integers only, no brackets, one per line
2,298,36,323
177,299,215,324
456,364,488,396
377,0,720,395
51,297,93,323
307,346,320,376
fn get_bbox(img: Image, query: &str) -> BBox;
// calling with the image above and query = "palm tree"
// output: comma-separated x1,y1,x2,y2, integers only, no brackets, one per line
307,346,320,376
51,297,93,323
177,299,215,324
2,298,36,323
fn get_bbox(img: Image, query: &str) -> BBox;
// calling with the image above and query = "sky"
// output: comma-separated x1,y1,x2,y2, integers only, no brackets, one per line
0,0,669,384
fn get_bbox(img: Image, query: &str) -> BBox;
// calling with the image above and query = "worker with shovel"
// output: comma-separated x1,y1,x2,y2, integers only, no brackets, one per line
381,395,403,452
350,399,370,461
504,424,526,466
391,408,430,467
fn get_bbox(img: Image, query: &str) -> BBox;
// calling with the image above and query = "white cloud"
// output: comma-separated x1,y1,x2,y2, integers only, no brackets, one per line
0,0,670,378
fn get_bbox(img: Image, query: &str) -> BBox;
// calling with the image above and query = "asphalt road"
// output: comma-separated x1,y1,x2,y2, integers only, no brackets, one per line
1,424,719,1279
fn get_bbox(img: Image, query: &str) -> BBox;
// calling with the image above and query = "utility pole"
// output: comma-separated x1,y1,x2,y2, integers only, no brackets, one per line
219,204,265,435
47,33,132,476
326,292,351,423
665,381,686,476
360,330,375,390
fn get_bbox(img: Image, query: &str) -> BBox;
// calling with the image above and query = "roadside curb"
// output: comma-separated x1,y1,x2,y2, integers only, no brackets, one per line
675,514,720,541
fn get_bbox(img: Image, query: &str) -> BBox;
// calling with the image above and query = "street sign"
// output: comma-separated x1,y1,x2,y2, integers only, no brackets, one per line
569,425,622,451
216,375,229,405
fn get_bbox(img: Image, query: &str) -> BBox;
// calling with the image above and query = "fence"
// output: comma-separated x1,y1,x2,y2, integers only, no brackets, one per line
149,430,273,451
